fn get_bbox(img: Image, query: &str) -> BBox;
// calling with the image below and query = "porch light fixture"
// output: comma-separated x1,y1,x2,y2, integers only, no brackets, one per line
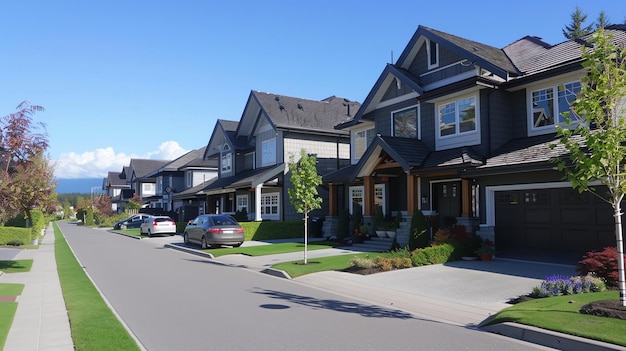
421,195,429,204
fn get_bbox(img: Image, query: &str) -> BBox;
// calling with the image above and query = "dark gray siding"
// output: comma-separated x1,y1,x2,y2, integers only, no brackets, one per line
419,103,436,149
485,89,515,154
408,41,473,86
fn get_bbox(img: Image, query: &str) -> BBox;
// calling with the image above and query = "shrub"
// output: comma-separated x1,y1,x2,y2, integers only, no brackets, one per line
409,209,429,251
411,243,456,266
375,257,412,271
351,204,363,237
238,221,304,241
29,209,44,240
373,206,384,231
0,226,31,245
530,274,606,298
337,208,350,240
349,256,375,269
234,208,248,222
577,246,626,287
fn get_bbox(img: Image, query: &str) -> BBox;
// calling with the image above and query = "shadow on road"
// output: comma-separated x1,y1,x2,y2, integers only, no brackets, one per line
252,288,416,320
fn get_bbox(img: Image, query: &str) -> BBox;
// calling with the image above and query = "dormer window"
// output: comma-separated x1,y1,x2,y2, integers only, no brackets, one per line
427,39,439,69
528,80,581,135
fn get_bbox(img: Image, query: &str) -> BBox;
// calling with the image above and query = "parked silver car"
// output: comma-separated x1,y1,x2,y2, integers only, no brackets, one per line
183,214,244,249
140,216,177,237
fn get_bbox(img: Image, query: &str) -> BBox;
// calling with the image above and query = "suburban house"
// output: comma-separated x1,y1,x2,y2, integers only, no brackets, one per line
102,159,169,213
102,167,131,213
194,90,360,222
144,146,219,220
323,24,626,260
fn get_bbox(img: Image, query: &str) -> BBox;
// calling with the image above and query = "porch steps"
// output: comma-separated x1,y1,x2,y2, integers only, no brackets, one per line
351,237,394,252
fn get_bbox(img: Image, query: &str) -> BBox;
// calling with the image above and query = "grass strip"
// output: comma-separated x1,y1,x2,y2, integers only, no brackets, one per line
0,302,17,350
272,252,376,278
54,222,141,351
0,260,33,273
205,241,343,257
481,291,626,346
0,284,24,297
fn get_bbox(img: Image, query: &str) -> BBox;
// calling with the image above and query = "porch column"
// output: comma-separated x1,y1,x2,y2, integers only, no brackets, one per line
328,183,337,216
255,184,263,221
461,178,472,217
406,174,418,215
364,175,375,216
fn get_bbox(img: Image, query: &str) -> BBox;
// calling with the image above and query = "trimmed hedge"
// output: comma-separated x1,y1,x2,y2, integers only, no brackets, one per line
239,221,304,241
0,227,31,246
30,210,44,240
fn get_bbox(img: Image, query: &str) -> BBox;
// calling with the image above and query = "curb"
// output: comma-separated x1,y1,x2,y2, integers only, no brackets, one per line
261,268,292,279
481,322,626,351
164,243,215,259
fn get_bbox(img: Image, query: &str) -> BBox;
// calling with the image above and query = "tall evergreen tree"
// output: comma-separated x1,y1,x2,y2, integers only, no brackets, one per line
563,6,594,39
596,11,609,29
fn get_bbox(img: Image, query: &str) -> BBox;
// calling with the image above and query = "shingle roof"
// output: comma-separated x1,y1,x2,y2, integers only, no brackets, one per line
252,91,360,133
105,171,128,187
421,146,484,170
377,136,430,169
322,164,359,183
422,26,520,76
474,134,581,171
504,25,626,77
130,159,170,179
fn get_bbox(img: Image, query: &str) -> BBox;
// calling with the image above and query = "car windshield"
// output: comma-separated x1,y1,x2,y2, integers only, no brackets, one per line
210,216,237,226
154,217,172,223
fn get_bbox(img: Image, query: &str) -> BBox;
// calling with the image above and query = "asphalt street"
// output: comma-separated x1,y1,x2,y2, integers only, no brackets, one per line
56,222,553,351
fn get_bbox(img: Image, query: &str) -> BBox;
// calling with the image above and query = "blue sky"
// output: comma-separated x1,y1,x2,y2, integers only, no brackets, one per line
1,1,624,180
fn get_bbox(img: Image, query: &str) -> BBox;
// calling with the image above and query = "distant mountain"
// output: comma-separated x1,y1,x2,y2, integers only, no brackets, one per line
55,178,104,194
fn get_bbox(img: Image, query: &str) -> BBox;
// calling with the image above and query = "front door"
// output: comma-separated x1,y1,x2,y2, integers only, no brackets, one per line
433,181,461,225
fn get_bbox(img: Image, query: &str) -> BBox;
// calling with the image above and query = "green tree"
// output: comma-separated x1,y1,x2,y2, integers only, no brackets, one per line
596,11,609,29
562,6,593,40
552,28,626,306
287,149,322,264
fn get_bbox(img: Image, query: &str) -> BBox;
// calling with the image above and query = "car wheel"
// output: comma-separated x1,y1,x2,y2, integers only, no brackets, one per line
201,236,208,249
183,233,189,245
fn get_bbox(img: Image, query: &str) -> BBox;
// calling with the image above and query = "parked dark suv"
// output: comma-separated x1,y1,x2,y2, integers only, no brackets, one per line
113,214,150,230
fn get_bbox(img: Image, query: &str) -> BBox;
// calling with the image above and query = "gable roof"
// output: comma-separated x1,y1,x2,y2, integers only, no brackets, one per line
504,24,626,79
129,159,170,181
204,119,241,159
146,146,215,177
249,91,359,134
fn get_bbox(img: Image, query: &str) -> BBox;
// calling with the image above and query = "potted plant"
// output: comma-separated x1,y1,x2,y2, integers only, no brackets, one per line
474,239,495,261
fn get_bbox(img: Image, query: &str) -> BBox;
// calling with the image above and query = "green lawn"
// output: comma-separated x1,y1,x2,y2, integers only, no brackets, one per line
0,303,17,350
0,284,24,297
54,222,141,351
0,283,25,349
482,291,626,346
204,240,343,257
272,252,376,278
0,260,33,273
111,228,141,237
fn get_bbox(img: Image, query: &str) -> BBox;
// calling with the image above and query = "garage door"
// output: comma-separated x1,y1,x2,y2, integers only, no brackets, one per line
495,187,615,255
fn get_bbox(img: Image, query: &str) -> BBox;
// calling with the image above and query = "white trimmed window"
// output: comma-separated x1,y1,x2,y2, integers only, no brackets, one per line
260,193,279,219
427,39,439,69
261,138,276,166
186,171,192,188
436,94,480,150
392,106,418,138
529,81,581,135
354,128,375,161
221,144,232,173
236,195,248,213
349,184,385,215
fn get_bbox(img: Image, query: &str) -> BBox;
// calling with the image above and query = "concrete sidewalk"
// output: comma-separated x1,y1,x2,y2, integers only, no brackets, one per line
0,224,74,351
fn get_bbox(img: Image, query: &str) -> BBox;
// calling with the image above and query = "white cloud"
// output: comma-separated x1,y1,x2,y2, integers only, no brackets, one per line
54,141,190,179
